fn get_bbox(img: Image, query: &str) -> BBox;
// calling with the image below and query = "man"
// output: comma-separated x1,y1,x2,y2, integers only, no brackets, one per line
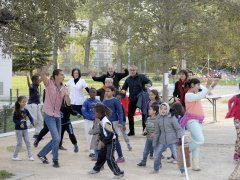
91,65,129,90
121,65,152,136
37,60,71,168
26,75,43,139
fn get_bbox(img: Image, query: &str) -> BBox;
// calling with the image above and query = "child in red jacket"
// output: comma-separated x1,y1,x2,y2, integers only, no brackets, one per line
226,94,240,162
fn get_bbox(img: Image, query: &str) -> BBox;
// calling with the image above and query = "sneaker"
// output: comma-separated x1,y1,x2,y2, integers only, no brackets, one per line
91,157,97,161
100,166,104,171
127,132,135,136
59,146,67,150
137,162,146,167
53,160,59,168
74,144,78,153
113,171,124,179
89,153,95,158
88,169,100,174
116,157,125,163
33,134,38,139
149,155,153,159
34,139,39,148
167,157,177,164
149,170,159,174
38,155,49,164
127,144,132,151
29,156,34,161
12,157,22,161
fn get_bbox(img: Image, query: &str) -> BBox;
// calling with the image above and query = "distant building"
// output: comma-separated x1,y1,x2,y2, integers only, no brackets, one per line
0,45,12,100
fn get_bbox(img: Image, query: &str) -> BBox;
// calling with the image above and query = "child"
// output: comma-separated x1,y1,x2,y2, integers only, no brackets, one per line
147,89,161,117
59,100,80,153
89,118,101,161
152,103,183,173
12,96,34,161
226,94,240,163
26,75,43,139
103,86,125,163
82,88,100,157
89,103,124,178
96,78,113,101
137,104,159,167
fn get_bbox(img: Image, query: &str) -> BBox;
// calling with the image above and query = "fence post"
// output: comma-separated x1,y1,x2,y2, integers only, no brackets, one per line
3,107,7,133
16,89,19,99
10,89,12,105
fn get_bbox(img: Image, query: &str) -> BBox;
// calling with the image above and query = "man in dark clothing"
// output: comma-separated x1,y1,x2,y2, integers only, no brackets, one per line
91,65,129,90
121,65,152,136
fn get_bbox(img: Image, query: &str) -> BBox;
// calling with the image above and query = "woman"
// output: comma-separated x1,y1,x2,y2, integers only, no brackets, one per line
66,68,89,114
180,78,218,171
173,70,189,107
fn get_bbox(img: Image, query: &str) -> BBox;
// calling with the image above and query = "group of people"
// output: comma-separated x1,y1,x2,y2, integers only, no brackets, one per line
14,60,240,179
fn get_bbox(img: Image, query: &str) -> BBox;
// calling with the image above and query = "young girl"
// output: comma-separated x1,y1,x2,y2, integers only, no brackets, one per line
180,78,218,171
147,89,161,117
89,103,124,178
226,94,240,162
12,96,34,161
152,103,182,173
137,104,159,167
103,86,125,163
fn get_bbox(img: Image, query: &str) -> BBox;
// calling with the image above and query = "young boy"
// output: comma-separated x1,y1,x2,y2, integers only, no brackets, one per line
26,75,43,138
137,104,159,167
82,88,100,157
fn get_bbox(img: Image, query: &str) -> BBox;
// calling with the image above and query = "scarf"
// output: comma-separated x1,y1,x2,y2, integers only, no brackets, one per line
74,78,80,84
178,79,189,106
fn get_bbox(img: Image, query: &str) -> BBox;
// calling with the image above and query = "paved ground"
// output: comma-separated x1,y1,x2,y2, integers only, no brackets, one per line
0,85,239,180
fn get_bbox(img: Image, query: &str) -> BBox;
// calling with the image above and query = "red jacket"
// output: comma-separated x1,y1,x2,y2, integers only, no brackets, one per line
226,96,240,120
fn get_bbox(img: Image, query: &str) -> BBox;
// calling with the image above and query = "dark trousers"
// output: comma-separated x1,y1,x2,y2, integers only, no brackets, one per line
71,105,82,115
128,100,147,133
59,123,77,146
37,121,49,142
93,140,122,175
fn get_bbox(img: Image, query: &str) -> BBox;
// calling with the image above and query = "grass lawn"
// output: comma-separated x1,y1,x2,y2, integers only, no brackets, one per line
0,170,14,180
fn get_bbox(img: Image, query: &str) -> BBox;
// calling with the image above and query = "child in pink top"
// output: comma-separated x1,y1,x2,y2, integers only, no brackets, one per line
226,94,240,162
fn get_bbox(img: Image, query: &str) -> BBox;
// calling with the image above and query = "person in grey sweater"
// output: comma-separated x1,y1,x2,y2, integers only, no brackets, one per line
151,103,183,173
137,104,159,167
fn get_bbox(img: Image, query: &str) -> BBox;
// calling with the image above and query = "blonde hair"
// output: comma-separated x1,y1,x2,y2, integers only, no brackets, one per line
105,78,113,84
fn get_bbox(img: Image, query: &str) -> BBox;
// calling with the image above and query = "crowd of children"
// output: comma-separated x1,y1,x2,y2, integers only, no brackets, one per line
14,63,240,179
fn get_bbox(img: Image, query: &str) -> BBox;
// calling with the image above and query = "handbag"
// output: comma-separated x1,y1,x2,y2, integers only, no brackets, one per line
177,144,191,168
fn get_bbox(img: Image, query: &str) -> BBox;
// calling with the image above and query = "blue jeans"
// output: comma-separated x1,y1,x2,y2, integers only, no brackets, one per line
154,143,177,171
186,120,204,158
141,138,153,164
115,139,123,158
38,113,61,161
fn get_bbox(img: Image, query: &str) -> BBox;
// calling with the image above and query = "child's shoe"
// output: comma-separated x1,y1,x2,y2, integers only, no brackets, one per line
12,157,22,161
59,146,67,150
149,170,159,174
88,169,100,174
149,155,153,159
29,156,34,161
74,144,78,153
137,162,146,167
167,157,177,164
113,171,124,179
127,144,132,151
116,157,125,163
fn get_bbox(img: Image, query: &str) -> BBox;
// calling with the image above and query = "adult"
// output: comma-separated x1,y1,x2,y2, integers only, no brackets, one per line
121,65,152,136
37,60,71,168
173,69,189,107
180,78,218,171
26,75,43,139
91,64,129,90
66,68,89,115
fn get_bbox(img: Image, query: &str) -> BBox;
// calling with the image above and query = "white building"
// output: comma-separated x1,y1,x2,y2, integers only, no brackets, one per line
0,46,12,100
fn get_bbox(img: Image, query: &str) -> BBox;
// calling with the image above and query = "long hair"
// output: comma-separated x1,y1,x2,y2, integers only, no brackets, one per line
15,96,27,119
94,103,112,118
170,102,185,118
179,69,189,80
150,89,160,101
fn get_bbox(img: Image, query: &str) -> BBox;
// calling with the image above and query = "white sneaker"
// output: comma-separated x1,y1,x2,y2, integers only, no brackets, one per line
167,158,177,164
29,156,34,161
12,157,22,161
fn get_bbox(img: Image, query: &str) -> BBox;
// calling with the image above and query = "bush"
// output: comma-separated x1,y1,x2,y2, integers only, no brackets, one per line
0,170,14,179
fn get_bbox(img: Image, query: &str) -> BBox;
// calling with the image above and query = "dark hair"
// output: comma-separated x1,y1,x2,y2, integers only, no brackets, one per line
170,102,185,118
179,69,188,79
15,96,27,119
187,78,201,88
188,70,194,75
150,104,159,115
150,89,160,101
71,68,81,79
89,87,97,93
94,103,112,117
31,75,39,82
105,86,115,92
52,69,63,80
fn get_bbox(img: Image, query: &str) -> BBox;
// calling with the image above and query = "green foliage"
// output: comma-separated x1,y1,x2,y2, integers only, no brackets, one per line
0,170,14,180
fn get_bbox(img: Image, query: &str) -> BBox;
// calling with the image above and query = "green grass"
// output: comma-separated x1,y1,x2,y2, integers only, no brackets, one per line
0,170,14,180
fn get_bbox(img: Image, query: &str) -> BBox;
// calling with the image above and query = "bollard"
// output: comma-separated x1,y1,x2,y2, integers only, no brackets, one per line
3,107,7,133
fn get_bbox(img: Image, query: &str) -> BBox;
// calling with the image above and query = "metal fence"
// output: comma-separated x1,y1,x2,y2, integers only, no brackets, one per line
0,106,15,133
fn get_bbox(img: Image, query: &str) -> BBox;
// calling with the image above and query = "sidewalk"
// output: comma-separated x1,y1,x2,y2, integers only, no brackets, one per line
0,97,236,180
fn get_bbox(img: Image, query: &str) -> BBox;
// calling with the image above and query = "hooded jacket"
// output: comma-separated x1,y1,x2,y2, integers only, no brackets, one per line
153,103,183,147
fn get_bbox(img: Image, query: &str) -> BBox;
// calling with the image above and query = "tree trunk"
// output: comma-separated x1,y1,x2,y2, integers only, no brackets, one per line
84,20,93,69
52,20,59,70
117,43,123,72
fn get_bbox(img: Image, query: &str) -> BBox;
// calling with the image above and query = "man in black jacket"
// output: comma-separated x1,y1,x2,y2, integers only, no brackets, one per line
91,65,129,90
121,65,152,136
